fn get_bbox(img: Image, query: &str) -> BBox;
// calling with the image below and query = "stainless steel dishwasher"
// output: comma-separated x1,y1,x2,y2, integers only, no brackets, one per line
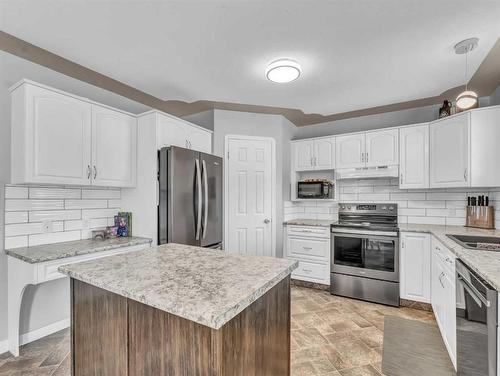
456,259,497,375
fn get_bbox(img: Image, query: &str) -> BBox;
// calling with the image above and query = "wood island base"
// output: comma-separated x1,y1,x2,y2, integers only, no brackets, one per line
70,277,291,375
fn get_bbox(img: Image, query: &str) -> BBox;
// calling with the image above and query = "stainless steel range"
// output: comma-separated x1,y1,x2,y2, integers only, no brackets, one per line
330,203,399,306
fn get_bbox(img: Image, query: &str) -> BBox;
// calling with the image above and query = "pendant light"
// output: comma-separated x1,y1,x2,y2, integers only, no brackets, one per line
454,38,479,110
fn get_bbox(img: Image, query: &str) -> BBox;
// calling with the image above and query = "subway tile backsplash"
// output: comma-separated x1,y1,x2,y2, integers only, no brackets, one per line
4,185,122,249
285,178,500,229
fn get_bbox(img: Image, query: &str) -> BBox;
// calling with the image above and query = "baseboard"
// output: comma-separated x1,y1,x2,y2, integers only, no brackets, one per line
291,278,330,291
0,339,8,355
19,318,70,346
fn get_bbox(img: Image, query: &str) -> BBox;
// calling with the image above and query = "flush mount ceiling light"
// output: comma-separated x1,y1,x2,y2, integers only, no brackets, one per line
265,59,302,83
455,38,479,110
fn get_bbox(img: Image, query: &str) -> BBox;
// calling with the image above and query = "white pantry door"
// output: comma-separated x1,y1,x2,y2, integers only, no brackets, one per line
225,136,275,256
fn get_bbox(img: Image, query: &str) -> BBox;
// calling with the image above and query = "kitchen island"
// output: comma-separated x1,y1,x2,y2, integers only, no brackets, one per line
59,243,297,375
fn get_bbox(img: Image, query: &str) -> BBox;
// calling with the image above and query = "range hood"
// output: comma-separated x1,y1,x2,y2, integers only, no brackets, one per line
336,165,399,180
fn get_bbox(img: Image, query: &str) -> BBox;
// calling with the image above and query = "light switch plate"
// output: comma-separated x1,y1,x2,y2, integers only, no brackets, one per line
42,220,52,233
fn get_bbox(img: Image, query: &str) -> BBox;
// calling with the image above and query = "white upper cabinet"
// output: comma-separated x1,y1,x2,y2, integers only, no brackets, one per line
470,106,500,187
11,82,92,185
400,232,431,303
314,137,335,169
335,133,365,169
430,112,470,188
293,140,315,171
10,80,137,187
365,129,398,167
157,113,212,153
336,129,398,170
188,126,212,154
91,105,137,187
292,138,335,171
157,114,187,149
399,124,429,189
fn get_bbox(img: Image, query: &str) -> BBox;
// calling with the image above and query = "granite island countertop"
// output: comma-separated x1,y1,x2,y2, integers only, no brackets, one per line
5,236,152,263
284,219,335,227
59,243,298,329
401,223,500,291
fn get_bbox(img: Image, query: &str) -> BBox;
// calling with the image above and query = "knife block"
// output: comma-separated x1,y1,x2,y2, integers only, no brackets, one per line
465,206,495,229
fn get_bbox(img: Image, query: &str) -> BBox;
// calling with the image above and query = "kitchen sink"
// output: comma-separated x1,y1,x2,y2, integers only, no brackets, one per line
446,234,500,251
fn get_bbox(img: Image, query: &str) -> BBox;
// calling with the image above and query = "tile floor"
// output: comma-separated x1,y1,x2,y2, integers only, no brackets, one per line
0,286,436,375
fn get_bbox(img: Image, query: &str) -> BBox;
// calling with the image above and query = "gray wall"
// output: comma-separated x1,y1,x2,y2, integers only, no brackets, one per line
182,110,214,131
212,110,295,257
490,85,500,106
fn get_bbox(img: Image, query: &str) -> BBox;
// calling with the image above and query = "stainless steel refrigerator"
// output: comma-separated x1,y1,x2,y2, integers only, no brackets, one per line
158,146,223,248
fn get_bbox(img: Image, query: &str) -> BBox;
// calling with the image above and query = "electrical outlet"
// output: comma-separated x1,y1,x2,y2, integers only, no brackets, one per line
42,220,52,233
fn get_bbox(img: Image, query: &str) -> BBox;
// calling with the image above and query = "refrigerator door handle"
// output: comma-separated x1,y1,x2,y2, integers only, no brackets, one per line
195,158,202,240
202,160,208,239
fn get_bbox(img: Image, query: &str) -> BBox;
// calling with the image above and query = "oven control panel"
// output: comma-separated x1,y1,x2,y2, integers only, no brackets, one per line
338,203,397,214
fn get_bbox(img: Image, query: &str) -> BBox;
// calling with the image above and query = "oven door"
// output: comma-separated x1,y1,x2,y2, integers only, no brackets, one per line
331,231,399,282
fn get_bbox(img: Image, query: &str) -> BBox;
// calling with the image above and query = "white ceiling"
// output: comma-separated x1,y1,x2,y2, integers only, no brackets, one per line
1,0,499,116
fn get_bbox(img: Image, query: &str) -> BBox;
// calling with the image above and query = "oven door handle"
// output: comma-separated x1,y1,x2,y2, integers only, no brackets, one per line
457,274,490,307
331,229,399,239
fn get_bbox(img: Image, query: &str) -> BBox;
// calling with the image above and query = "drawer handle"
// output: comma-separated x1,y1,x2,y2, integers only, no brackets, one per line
303,269,313,273
302,246,312,251
438,272,445,288
445,257,453,264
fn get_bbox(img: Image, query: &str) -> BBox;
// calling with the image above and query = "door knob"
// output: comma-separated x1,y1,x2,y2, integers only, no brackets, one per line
264,218,271,224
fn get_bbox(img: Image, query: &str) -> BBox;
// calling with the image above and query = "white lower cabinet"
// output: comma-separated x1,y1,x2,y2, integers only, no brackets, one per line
285,225,330,285
400,232,431,303
431,236,456,369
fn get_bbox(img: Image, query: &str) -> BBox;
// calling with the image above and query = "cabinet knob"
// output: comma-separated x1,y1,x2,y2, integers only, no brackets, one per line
264,218,271,224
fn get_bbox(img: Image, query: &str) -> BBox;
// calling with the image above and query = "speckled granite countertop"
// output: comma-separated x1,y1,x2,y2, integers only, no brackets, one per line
401,224,500,291
59,243,298,329
5,236,152,263
284,219,335,227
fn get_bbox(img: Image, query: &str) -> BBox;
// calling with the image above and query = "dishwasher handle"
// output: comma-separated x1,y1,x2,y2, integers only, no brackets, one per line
457,273,490,307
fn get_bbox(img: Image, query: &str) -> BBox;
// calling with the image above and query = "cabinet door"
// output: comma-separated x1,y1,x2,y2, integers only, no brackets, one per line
431,252,445,329
365,128,398,167
314,137,335,170
91,105,137,187
443,271,457,367
399,124,429,189
335,134,365,169
470,107,500,187
23,84,92,185
293,141,314,171
400,232,431,303
187,126,212,153
430,113,470,188
157,114,188,149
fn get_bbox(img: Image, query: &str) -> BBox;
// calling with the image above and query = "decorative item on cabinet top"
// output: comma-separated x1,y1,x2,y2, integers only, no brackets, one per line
9,79,137,188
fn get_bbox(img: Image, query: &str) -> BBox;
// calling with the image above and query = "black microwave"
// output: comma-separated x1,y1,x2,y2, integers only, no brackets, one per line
297,180,333,199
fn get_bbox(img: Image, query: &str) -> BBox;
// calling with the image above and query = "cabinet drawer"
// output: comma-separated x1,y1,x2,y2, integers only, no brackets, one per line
287,236,329,261
291,259,329,284
286,225,330,238
431,237,455,276
36,243,151,283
